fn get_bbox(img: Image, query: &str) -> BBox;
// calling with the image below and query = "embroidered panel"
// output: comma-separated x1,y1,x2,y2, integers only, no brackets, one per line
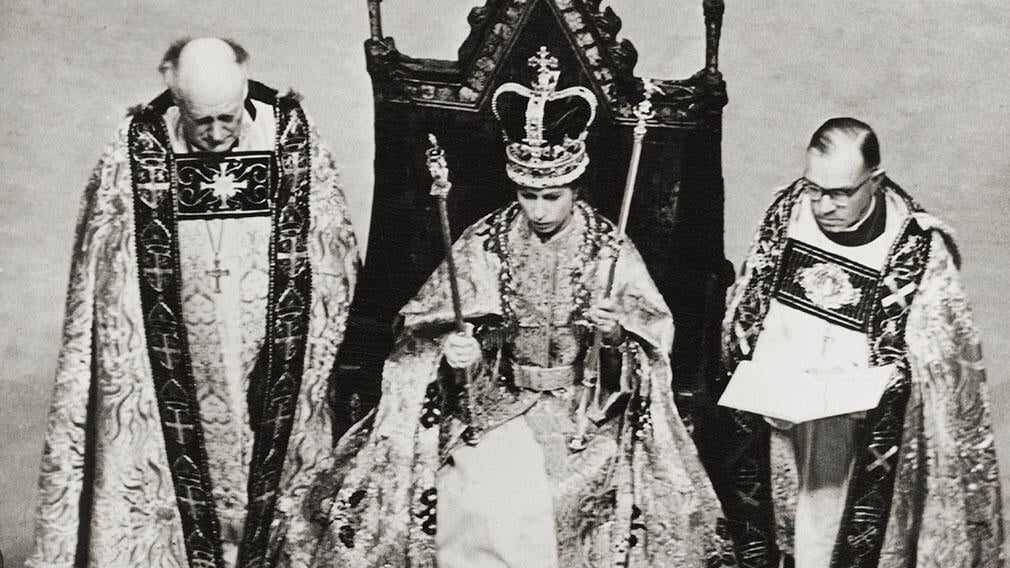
176,151,274,219
774,238,881,332
238,96,314,567
829,222,930,567
129,110,227,568
722,185,803,365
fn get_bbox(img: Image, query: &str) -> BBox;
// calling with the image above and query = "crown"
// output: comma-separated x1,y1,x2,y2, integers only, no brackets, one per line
492,47,598,188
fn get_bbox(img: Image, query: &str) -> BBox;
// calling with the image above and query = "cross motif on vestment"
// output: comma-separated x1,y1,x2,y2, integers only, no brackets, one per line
143,253,174,292
881,276,916,311
274,321,305,361
264,404,294,440
865,444,898,475
151,332,181,370
164,407,195,445
282,154,310,186
137,181,170,210
276,235,309,277
176,482,205,519
208,162,247,207
846,521,881,551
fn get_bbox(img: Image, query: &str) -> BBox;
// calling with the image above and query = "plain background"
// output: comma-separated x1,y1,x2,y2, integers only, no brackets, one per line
2,1,1008,564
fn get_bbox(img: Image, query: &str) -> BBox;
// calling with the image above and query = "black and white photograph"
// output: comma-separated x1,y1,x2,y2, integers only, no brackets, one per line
1,1,1008,566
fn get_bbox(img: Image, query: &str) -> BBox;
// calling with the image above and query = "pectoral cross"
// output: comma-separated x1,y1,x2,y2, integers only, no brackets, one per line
205,258,230,293
819,333,835,357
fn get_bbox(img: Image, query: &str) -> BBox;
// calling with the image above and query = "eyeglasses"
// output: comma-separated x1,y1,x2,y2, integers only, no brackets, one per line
798,170,882,204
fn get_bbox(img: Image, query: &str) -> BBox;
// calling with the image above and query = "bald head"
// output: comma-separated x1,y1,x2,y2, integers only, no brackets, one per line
807,117,880,171
162,37,249,152
163,38,247,107
803,118,884,232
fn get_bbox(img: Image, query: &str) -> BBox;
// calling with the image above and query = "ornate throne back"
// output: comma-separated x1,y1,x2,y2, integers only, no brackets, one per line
333,0,730,434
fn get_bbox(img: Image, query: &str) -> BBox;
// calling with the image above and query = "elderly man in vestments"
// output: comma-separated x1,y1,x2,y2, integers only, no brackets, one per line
298,50,734,567
28,38,358,568
706,117,1004,567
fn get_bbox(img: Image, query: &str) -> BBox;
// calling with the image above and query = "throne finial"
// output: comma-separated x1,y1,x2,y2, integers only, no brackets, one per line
367,0,383,41
703,0,725,73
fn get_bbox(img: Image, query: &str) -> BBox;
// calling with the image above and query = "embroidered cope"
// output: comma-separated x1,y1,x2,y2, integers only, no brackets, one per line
28,85,359,568
706,180,1004,568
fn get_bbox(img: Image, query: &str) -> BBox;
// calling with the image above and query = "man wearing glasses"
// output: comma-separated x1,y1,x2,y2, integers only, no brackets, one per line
705,117,1003,566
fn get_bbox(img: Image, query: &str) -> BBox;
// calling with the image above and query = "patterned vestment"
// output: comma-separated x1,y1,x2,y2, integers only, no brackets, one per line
28,83,359,568
297,201,735,567
705,180,1004,567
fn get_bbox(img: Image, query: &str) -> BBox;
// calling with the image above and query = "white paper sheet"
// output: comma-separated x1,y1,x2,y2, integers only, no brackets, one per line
717,360,896,424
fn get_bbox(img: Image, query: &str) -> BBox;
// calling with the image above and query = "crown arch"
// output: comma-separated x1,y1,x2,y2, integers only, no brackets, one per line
333,0,730,435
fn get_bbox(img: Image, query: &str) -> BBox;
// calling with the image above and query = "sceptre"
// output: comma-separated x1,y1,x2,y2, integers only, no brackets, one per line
425,134,479,444
608,77,660,292
425,134,466,333
570,80,660,452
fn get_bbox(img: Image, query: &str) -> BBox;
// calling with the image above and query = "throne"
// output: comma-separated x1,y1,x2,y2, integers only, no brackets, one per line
332,0,731,435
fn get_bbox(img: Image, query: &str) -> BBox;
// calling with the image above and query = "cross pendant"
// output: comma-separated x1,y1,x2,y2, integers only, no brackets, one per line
205,258,230,293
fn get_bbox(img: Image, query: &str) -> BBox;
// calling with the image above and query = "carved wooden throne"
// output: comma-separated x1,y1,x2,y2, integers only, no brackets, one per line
332,0,731,435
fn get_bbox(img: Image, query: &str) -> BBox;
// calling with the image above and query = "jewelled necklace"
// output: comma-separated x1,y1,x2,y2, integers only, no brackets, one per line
486,200,614,335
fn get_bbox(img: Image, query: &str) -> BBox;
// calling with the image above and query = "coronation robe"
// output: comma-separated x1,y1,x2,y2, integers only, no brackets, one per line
28,82,358,568
706,180,1004,567
298,200,734,567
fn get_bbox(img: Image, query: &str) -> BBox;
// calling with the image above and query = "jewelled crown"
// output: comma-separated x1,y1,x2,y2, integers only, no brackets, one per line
492,47,598,188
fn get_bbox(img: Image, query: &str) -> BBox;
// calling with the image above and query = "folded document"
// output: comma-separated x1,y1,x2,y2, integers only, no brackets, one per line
717,360,896,424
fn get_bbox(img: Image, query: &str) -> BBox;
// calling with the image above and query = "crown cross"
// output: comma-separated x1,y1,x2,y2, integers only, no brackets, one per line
529,46,559,82
528,46,561,97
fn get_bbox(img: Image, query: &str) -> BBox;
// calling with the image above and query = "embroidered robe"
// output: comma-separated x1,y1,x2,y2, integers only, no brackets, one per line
28,82,358,568
298,200,735,567
704,180,1004,567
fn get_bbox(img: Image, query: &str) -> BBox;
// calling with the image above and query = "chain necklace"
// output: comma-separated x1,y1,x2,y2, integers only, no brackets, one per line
204,219,230,293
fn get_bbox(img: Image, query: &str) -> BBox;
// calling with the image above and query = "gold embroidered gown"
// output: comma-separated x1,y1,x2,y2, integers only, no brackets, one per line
302,201,734,567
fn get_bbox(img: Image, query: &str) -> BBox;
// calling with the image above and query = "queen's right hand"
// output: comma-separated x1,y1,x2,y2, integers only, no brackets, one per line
443,325,482,370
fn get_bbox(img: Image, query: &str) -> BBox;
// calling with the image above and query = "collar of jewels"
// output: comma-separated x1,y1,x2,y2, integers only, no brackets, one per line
491,46,598,188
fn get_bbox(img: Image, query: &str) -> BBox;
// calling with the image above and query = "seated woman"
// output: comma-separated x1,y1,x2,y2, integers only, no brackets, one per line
298,52,733,567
